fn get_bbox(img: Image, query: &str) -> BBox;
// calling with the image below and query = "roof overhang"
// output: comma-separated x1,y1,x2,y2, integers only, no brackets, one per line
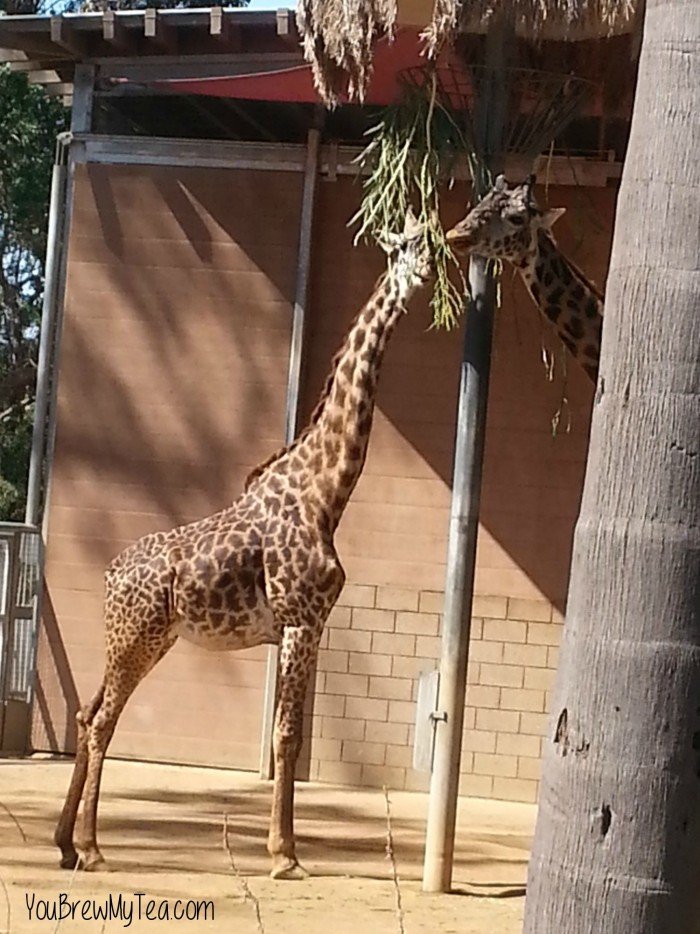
0,8,299,78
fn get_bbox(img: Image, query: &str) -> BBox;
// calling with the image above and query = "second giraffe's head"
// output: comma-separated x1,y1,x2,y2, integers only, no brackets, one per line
445,174,566,265
379,209,434,300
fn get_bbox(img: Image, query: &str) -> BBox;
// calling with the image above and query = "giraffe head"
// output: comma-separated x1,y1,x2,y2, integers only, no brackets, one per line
379,209,434,301
445,175,566,265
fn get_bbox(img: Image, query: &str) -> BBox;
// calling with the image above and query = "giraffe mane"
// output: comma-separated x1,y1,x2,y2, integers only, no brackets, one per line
243,344,346,491
243,277,387,492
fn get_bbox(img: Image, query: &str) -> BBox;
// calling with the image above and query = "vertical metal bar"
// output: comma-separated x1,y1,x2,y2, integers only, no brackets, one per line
284,125,321,443
259,122,321,779
0,533,22,750
38,149,73,544
39,67,95,541
26,65,95,528
24,144,70,527
422,257,496,891
422,15,514,894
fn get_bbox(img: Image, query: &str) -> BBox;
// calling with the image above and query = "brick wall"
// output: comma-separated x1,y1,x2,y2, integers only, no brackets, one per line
302,586,561,802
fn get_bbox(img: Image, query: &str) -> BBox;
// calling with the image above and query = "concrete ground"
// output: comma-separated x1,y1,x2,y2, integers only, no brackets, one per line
0,758,534,933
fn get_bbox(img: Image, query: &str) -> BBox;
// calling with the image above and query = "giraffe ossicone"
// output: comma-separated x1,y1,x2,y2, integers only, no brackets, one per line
446,174,604,383
53,213,432,881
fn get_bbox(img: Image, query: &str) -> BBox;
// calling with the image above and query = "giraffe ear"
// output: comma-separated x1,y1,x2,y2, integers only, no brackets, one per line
494,174,508,192
542,207,566,229
403,207,423,239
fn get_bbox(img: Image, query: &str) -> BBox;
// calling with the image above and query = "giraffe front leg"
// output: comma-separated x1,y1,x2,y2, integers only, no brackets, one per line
267,624,319,880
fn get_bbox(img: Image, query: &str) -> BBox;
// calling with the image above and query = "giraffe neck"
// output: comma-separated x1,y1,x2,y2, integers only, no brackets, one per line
519,230,604,384
294,273,409,528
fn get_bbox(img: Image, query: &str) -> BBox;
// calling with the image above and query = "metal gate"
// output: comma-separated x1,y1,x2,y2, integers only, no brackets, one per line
0,523,42,754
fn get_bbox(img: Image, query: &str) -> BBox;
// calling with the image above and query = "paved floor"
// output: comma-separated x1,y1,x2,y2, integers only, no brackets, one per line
0,758,535,933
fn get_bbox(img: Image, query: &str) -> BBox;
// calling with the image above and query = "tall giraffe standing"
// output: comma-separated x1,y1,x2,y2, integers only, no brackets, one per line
446,175,604,383
54,212,432,880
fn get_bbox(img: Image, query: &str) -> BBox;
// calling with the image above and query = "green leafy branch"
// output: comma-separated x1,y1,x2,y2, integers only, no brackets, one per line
350,76,472,328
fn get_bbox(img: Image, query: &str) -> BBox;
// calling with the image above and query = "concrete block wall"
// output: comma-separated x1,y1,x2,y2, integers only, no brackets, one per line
303,584,562,803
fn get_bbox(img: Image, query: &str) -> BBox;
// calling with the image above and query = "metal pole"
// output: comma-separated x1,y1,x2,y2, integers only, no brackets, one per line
39,66,95,541
284,124,321,443
27,65,94,529
422,15,514,893
422,257,496,892
24,137,70,527
259,119,321,779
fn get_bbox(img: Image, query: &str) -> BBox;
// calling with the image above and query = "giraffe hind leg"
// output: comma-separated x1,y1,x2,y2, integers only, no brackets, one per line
76,634,176,871
54,685,105,868
54,630,175,871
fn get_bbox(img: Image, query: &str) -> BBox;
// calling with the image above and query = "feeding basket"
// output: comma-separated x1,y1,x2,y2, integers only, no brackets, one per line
402,63,596,186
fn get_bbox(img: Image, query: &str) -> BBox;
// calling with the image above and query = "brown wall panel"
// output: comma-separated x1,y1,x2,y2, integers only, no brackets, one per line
33,163,302,769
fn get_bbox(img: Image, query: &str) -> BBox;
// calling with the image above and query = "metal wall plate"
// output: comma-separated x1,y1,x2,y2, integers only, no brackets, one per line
413,669,439,773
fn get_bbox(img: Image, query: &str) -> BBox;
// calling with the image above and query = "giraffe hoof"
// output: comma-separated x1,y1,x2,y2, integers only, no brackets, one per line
270,857,309,881
59,851,79,870
81,853,108,872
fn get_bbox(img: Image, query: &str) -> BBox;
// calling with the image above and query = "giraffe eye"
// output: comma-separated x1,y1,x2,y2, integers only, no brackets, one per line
506,214,526,226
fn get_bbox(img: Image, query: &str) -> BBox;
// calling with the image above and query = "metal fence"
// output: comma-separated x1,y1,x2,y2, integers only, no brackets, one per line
0,523,42,739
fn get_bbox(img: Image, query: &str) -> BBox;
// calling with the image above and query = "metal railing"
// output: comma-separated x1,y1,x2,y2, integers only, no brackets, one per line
0,522,42,750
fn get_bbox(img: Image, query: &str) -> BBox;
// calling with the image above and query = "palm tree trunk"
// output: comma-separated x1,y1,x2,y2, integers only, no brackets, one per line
523,1,700,931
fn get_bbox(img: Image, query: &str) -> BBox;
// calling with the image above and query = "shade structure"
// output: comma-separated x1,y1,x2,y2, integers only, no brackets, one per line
150,28,452,105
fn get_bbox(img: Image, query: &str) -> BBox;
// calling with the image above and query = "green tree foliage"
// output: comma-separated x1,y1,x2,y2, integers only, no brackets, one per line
0,67,67,520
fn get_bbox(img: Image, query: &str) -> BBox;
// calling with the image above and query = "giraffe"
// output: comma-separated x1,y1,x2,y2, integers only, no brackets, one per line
445,174,604,383
53,210,432,880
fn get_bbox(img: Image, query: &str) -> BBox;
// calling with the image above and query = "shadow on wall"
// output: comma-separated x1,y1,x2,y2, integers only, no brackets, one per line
33,163,303,754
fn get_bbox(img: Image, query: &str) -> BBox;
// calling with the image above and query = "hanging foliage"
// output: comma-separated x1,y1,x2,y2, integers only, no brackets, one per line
296,0,398,107
296,0,640,107
351,77,471,328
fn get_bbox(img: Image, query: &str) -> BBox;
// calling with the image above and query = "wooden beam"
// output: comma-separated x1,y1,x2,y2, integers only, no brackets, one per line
43,83,74,98
274,7,299,49
276,9,290,36
50,17,87,57
102,11,134,53
144,9,178,54
26,69,60,84
209,8,242,52
70,134,622,187
76,135,308,172
96,53,303,81
71,64,95,135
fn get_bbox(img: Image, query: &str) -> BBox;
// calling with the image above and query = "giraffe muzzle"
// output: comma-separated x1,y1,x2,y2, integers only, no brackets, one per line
445,226,475,252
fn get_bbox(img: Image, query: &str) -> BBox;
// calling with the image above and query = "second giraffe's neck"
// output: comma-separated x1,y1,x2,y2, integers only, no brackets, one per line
520,230,604,384
297,273,407,526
